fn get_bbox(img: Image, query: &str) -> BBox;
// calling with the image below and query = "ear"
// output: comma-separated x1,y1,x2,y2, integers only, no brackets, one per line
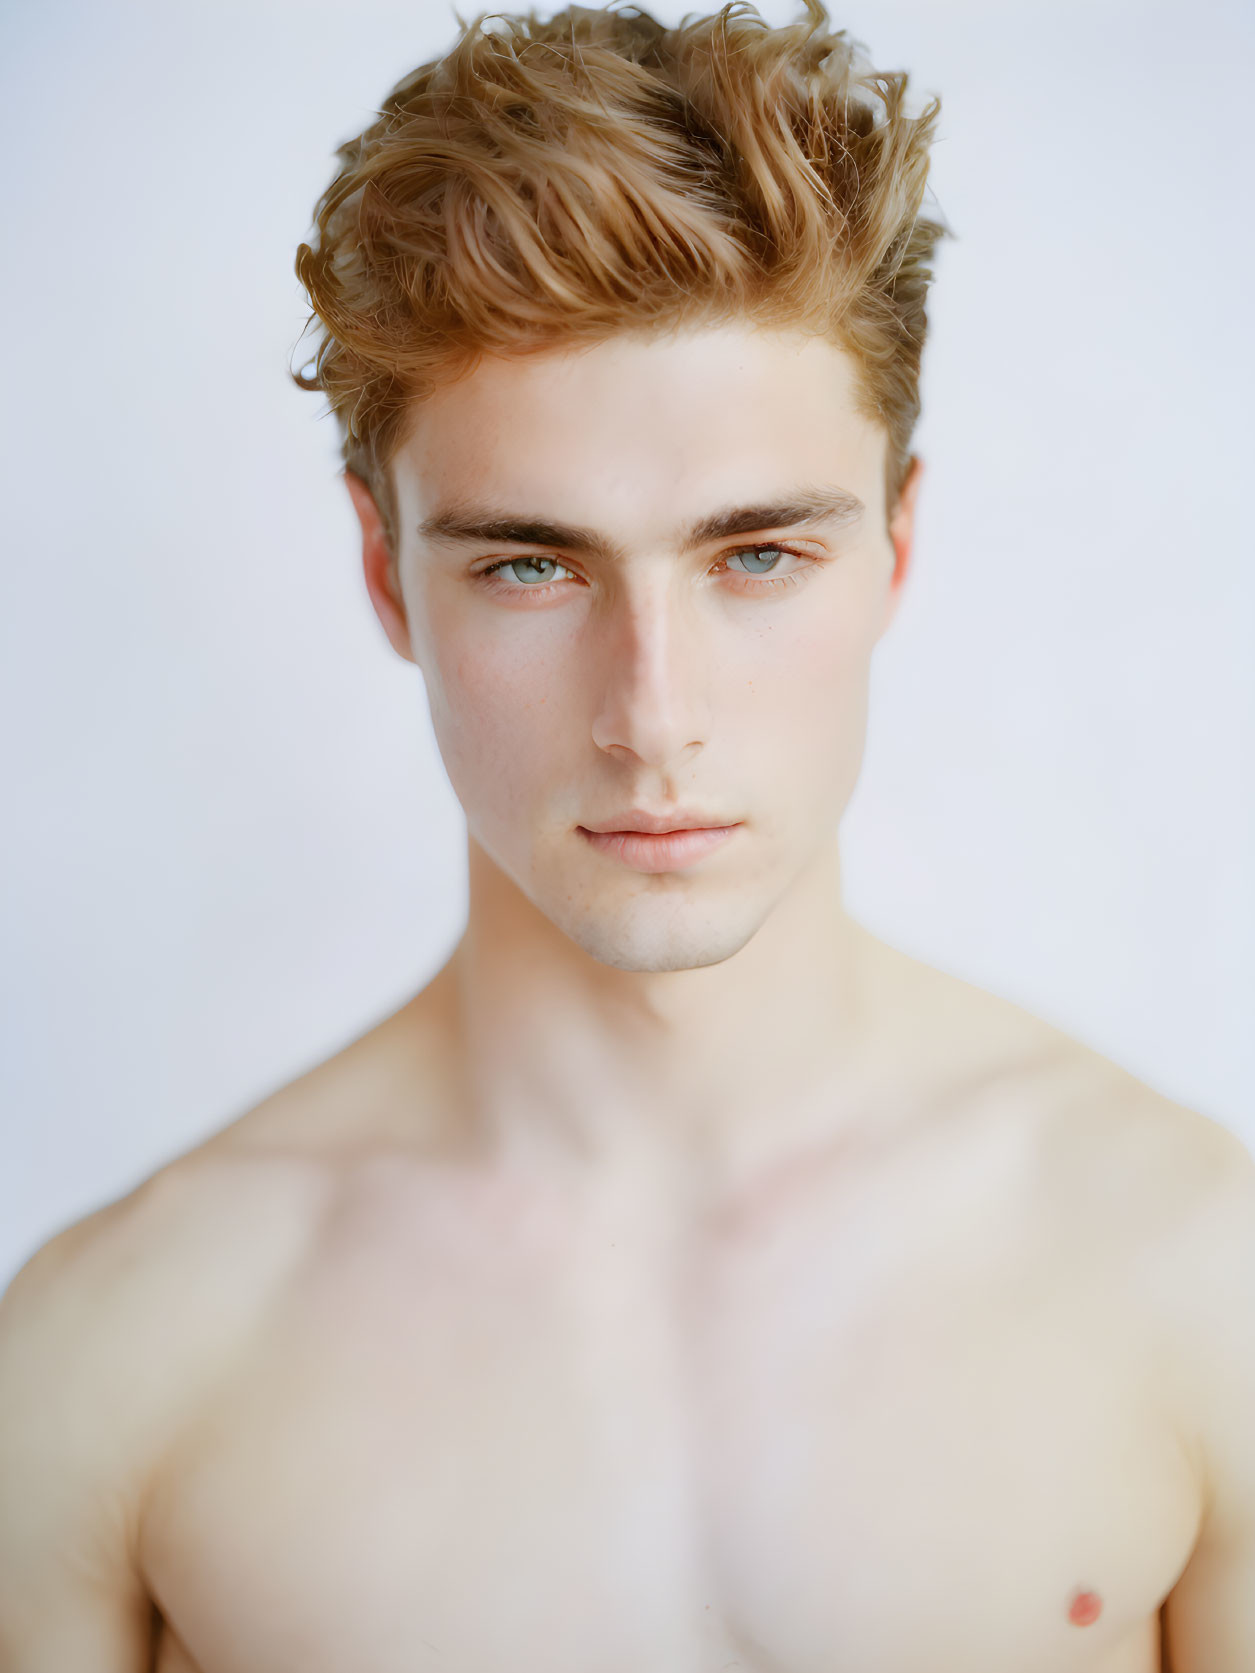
343,469,417,666
878,453,924,639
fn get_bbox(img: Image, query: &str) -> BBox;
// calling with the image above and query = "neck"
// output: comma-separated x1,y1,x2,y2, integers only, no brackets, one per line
435,831,904,1196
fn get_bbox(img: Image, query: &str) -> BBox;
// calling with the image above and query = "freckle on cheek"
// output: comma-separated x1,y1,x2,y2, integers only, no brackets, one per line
1067,1589,1102,1625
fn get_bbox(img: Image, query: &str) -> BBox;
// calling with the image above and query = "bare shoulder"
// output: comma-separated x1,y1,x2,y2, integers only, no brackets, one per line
0,1125,348,1482
1092,1076,1255,1570
0,978,458,1379
1021,1038,1254,1434
1,972,457,1345
883,932,1250,1206
889,933,1254,1269
0,1141,336,1449
1029,1042,1253,1240
0,1143,335,1662
1105,1076,1255,1442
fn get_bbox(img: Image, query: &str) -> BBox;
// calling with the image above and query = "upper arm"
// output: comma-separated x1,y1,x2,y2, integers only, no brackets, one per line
0,1211,158,1672
0,1148,330,1673
1160,1126,1255,1672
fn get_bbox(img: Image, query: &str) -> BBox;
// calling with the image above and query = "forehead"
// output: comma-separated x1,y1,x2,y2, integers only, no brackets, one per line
392,325,886,533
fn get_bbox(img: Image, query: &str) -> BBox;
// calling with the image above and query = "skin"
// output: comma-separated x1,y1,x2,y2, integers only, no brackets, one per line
1,321,1253,1673
355,323,923,1197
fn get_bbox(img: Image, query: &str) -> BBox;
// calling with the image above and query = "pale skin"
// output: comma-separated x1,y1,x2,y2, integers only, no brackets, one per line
1,322,1253,1672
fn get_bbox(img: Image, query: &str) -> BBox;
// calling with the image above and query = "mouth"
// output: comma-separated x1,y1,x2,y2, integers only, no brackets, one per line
576,823,741,874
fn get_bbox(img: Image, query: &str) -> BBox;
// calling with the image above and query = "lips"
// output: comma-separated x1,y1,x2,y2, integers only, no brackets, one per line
580,809,735,835
578,823,740,873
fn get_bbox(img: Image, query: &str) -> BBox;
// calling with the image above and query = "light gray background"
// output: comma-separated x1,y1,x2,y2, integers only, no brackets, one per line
2,0,1252,1288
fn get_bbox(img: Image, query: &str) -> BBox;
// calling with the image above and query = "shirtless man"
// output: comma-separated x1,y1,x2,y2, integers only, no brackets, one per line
2,2,1252,1669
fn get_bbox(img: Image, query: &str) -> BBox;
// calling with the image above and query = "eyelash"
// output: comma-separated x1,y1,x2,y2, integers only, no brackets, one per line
474,543,818,601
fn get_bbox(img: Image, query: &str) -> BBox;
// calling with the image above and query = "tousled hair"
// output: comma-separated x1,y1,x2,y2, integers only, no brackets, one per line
292,0,953,554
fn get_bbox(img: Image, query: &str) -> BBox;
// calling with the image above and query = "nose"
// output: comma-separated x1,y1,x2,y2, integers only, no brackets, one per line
589,574,712,769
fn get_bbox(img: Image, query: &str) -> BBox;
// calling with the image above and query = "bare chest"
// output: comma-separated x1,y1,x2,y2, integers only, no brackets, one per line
141,1136,1201,1673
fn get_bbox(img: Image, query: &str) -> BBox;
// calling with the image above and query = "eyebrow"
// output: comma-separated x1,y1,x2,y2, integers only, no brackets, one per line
416,484,866,562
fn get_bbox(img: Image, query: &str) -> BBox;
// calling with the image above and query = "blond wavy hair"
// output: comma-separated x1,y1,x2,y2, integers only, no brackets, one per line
292,0,953,554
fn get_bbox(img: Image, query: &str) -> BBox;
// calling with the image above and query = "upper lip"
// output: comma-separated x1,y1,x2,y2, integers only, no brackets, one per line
581,808,737,834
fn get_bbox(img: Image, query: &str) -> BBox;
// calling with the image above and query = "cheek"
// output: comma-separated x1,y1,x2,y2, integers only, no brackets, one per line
740,585,879,712
732,590,880,812
420,618,569,800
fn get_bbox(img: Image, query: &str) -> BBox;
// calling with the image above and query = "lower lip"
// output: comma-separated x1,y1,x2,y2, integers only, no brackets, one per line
577,824,740,873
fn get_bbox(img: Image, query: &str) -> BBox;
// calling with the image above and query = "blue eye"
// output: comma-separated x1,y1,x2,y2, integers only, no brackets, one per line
487,556,570,586
726,545,789,576
476,542,819,599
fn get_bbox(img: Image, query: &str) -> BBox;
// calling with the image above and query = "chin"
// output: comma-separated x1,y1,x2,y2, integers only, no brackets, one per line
555,905,761,974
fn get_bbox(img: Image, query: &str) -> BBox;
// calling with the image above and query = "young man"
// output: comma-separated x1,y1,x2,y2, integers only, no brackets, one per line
1,1,1251,1668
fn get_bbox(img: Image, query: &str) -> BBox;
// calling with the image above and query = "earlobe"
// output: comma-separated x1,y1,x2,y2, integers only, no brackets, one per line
344,470,417,666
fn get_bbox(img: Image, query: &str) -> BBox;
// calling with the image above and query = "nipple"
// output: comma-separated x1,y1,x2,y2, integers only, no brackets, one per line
1067,1588,1102,1626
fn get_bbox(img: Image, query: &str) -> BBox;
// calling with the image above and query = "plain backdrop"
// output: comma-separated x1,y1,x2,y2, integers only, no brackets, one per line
1,0,1252,1288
